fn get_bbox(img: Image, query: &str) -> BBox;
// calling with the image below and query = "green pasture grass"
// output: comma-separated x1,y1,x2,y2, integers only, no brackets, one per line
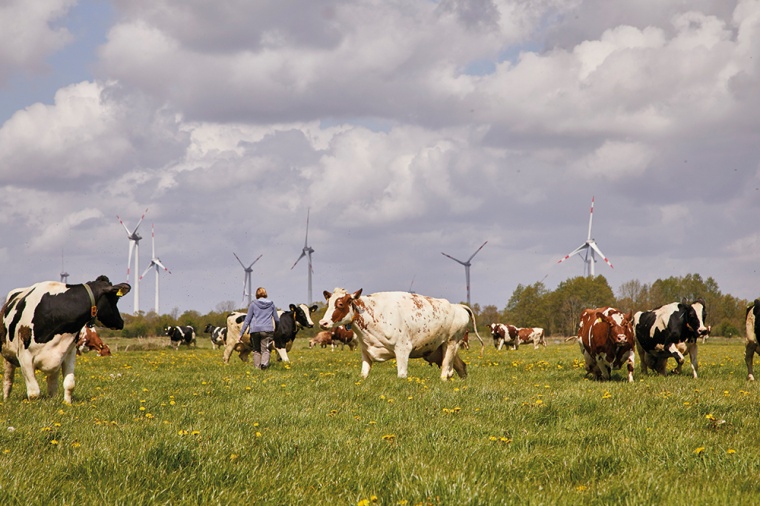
1,337,759,505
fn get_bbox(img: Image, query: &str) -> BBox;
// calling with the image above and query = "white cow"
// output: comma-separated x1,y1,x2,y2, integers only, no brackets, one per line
319,288,483,380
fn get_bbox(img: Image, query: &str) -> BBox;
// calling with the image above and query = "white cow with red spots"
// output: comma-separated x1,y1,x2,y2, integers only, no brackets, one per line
319,288,483,380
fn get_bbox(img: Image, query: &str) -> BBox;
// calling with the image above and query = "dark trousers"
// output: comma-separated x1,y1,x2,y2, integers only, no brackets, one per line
251,331,273,369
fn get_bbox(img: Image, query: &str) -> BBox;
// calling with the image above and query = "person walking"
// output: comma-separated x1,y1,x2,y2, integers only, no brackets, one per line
239,287,280,370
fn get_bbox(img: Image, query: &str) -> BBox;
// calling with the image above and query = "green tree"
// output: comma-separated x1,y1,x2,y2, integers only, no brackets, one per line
547,276,615,336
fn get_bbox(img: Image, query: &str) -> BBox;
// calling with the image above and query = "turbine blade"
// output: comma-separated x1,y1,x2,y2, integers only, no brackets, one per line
587,196,594,241
233,252,246,269
151,224,156,257
291,251,306,270
589,242,613,269
441,252,466,265
154,260,171,273
304,208,310,247
117,215,132,236
557,244,588,264
139,264,153,280
133,208,148,234
247,254,263,269
467,241,488,263
127,240,136,276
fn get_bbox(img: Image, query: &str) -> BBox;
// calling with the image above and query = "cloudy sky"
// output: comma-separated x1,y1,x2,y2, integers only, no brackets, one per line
1,0,759,316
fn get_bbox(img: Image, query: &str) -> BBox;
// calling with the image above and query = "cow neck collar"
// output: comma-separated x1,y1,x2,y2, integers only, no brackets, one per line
83,283,98,324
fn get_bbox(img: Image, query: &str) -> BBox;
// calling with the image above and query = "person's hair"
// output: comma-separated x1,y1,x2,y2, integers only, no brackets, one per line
255,287,267,299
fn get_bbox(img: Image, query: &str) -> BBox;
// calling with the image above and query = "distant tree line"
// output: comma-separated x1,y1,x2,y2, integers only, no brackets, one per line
102,273,750,340
471,273,750,338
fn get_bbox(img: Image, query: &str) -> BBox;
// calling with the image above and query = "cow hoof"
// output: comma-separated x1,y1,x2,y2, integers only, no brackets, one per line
749,374,755,381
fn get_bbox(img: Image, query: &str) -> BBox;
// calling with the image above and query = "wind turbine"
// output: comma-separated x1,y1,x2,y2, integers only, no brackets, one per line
117,208,148,313
139,224,171,315
234,252,262,307
291,209,315,304
441,240,488,307
557,196,614,277
60,249,69,283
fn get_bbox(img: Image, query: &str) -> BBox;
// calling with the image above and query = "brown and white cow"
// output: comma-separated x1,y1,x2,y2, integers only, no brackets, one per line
330,325,357,351
745,299,760,381
309,331,333,349
521,327,546,349
319,288,483,380
76,325,112,356
1,276,129,403
490,323,519,350
578,307,635,382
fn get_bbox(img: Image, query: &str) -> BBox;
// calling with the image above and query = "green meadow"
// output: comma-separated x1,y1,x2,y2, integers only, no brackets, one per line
1,336,759,505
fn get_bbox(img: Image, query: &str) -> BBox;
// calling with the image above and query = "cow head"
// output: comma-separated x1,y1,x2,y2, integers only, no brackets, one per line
319,288,362,330
291,304,316,329
203,323,215,334
90,276,130,330
164,326,174,336
685,300,710,340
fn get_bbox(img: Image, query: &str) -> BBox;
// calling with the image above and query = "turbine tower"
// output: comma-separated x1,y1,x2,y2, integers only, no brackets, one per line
441,240,488,307
234,252,262,307
60,249,69,283
139,224,171,315
291,209,315,304
117,208,148,313
557,196,614,277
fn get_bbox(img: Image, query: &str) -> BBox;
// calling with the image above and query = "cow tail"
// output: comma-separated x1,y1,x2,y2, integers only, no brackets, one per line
463,305,485,358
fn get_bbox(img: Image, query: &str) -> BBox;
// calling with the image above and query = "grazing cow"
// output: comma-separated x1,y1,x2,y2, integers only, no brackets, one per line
77,325,112,357
273,304,317,362
490,323,520,350
330,325,357,351
577,307,635,382
203,323,227,350
634,300,710,378
523,328,546,349
319,288,484,380
745,299,760,381
309,331,333,349
1,276,130,403
164,325,196,350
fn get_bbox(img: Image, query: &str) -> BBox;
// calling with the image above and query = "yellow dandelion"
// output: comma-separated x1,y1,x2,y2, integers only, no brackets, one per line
139,406,146,411
145,413,154,419
253,422,259,427
694,447,705,455
255,431,262,438
576,485,587,492
41,426,52,432
230,453,239,461
3,449,10,454
602,391,612,399
382,434,396,442
50,440,59,445
72,441,81,448
358,500,370,506
705,413,716,421
727,449,736,454
169,400,176,405
53,422,62,427
489,436,497,441
191,430,200,436
178,429,189,436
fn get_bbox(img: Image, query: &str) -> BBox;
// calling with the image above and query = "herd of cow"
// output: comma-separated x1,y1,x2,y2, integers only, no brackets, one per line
2,276,760,404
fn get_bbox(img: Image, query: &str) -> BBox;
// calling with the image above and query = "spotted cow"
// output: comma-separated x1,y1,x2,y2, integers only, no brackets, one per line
634,300,710,378
164,325,196,350
77,324,111,357
745,299,760,381
490,323,519,350
319,288,484,380
1,276,129,403
204,323,227,350
578,307,635,382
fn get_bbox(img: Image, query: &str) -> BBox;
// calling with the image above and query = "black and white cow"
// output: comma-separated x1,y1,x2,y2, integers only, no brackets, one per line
203,323,227,350
745,299,760,381
634,300,710,378
1,276,130,403
273,304,318,362
164,325,197,350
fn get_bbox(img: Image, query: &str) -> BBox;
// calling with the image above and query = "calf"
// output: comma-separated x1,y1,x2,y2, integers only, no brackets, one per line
77,325,112,357
1,276,129,403
490,323,520,350
578,307,635,382
319,288,484,380
745,299,760,381
203,323,227,350
634,300,709,378
164,325,196,350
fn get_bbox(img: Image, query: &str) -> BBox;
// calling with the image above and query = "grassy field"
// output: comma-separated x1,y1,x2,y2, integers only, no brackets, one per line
1,335,759,505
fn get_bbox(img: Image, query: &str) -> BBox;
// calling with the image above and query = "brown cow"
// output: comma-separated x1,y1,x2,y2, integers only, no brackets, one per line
490,323,520,350
578,307,635,382
76,325,111,356
309,331,334,349
331,325,357,351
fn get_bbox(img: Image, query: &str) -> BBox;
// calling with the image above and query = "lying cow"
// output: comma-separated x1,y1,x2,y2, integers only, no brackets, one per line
1,276,130,403
578,307,634,382
745,299,760,381
634,299,709,378
164,325,196,350
203,323,227,349
77,325,112,356
319,288,484,380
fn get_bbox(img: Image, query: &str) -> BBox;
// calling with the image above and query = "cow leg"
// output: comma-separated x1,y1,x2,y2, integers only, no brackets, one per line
274,347,290,363
439,342,459,381
686,342,698,379
18,354,41,400
746,342,759,381
3,360,15,400
667,344,685,375
625,351,635,383
60,348,76,404
636,341,649,374
222,342,235,364
395,351,411,379
45,369,60,398
360,348,373,378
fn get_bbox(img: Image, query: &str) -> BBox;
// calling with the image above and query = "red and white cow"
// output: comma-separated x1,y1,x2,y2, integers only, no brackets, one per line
490,323,519,350
77,325,112,356
330,325,357,351
1,276,130,403
518,327,546,349
577,307,635,382
319,288,483,380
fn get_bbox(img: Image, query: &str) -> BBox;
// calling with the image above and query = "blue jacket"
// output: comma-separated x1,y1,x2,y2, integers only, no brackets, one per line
240,298,280,334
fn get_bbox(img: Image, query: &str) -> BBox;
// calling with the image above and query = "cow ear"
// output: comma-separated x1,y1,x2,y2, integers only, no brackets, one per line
309,304,318,313
290,304,297,312
112,283,131,297
352,289,363,299
323,290,332,301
